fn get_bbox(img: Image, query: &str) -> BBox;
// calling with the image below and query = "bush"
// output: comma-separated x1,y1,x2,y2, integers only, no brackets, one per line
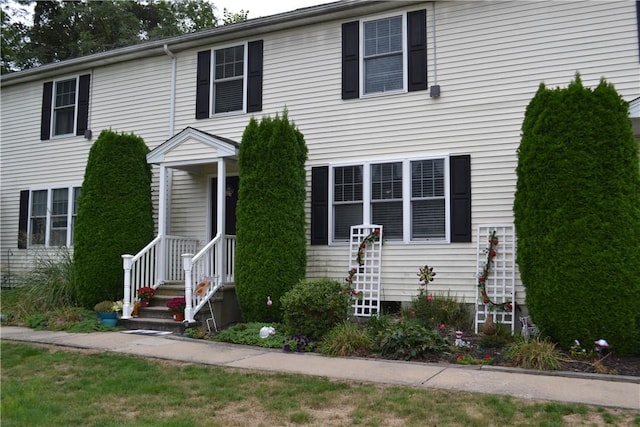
505,336,562,370
372,320,449,360
514,75,640,354
408,291,472,331
74,130,154,307
281,278,352,340
317,321,371,357
212,322,284,348
235,111,308,322
93,300,114,313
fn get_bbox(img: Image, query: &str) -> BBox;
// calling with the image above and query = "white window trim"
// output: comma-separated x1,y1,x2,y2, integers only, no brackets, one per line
28,185,81,247
50,75,80,138
359,11,408,98
209,41,248,117
329,155,450,245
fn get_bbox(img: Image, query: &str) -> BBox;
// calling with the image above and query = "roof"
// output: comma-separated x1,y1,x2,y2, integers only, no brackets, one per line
1,0,418,87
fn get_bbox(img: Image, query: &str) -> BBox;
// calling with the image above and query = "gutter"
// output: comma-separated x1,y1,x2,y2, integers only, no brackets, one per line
1,0,417,87
163,44,176,137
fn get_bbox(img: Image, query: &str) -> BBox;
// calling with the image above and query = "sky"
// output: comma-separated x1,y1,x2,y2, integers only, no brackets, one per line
213,0,337,19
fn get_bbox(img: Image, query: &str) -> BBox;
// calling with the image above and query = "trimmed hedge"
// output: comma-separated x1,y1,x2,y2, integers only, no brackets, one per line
235,111,308,322
74,130,154,307
514,75,640,355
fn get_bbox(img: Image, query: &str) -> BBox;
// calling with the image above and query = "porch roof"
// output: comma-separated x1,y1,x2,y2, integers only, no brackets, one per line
147,127,239,169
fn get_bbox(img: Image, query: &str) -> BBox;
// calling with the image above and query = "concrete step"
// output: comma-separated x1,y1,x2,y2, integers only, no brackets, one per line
118,317,191,333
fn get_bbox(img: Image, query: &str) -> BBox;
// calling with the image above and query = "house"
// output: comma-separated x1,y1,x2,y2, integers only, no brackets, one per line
2,0,639,327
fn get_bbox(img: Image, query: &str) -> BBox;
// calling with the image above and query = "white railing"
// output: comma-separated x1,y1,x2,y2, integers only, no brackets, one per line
121,235,199,318
183,234,236,323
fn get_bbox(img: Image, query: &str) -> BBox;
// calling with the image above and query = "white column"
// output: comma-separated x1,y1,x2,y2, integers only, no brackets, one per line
217,158,226,282
121,255,133,319
183,253,195,322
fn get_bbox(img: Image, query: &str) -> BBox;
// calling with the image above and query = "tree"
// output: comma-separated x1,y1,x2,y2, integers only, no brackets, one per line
1,0,247,73
73,130,154,307
235,111,308,322
514,75,640,355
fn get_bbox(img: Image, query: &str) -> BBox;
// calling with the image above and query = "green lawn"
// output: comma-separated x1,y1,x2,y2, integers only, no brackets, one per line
2,342,639,426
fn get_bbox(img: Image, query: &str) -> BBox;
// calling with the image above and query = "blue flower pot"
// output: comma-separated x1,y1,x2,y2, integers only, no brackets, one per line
97,312,118,327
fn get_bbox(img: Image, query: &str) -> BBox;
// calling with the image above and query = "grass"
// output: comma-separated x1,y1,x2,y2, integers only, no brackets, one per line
2,341,639,427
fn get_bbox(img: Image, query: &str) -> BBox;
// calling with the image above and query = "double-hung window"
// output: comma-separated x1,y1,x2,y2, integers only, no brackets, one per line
213,45,245,114
53,78,77,136
196,41,264,118
28,187,81,247
363,15,405,95
331,157,448,243
40,74,90,140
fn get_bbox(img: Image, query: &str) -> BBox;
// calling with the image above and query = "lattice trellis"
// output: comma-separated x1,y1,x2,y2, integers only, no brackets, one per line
348,224,383,317
475,224,516,333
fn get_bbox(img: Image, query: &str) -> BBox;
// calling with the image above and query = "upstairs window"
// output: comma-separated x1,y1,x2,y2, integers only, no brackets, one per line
53,79,77,136
363,15,404,95
342,10,427,100
40,74,90,140
196,40,263,119
214,45,245,114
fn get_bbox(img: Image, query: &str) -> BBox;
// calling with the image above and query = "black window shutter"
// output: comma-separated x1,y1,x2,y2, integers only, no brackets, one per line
76,74,91,136
247,40,264,113
195,50,211,119
407,9,427,92
311,166,329,245
40,82,53,140
18,190,29,249
341,21,359,100
450,155,472,242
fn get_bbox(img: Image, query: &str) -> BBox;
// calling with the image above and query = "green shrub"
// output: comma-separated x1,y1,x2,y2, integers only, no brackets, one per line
372,320,449,360
514,75,640,355
74,130,154,307
281,278,352,340
479,322,514,349
235,111,308,322
317,321,371,357
505,336,562,370
93,300,114,313
408,291,472,331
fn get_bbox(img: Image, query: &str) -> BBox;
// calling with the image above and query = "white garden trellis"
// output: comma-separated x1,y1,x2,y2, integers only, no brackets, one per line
475,224,516,333
348,224,383,317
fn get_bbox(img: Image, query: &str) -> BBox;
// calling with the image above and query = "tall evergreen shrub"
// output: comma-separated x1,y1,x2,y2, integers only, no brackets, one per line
514,75,640,354
235,111,308,322
74,130,154,306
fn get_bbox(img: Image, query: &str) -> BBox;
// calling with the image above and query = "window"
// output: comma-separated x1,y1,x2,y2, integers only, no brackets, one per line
331,158,448,242
363,15,404,94
27,187,80,247
341,10,426,99
40,74,90,140
214,45,245,113
53,79,77,136
196,41,263,119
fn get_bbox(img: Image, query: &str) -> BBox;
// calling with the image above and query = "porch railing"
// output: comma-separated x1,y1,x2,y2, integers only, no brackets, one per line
183,234,236,323
121,235,199,318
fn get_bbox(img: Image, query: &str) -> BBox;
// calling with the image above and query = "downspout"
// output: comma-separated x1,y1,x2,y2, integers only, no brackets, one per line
161,44,176,236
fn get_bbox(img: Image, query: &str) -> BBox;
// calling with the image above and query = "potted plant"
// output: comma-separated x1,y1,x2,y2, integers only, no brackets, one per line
94,300,118,327
166,297,186,322
137,286,155,306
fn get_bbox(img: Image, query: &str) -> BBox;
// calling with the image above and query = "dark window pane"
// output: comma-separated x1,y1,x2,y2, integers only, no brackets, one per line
412,199,445,239
334,203,363,241
372,201,402,239
214,79,243,113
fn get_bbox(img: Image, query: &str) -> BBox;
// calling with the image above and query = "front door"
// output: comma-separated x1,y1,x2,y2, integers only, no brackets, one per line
210,176,239,239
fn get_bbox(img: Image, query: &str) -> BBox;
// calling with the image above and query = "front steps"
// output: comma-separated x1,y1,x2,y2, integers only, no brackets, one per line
118,282,190,333
118,282,242,333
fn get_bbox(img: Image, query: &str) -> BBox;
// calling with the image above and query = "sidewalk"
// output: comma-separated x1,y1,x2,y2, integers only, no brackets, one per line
1,326,638,411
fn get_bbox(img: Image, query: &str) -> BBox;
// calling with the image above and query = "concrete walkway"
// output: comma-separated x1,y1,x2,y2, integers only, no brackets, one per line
1,326,638,411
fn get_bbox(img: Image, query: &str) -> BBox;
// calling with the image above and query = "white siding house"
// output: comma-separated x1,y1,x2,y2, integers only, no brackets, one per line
1,1,639,317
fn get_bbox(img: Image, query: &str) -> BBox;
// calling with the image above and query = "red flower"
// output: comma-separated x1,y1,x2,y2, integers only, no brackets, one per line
506,302,513,310
484,354,492,360
439,323,446,330
489,250,496,257
483,298,490,304
426,295,433,302
457,354,464,361
374,229,380,235
478,277,486,283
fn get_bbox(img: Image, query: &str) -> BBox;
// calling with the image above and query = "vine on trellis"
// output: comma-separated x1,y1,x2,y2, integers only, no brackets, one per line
478,230,513,312
344,228,381,296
